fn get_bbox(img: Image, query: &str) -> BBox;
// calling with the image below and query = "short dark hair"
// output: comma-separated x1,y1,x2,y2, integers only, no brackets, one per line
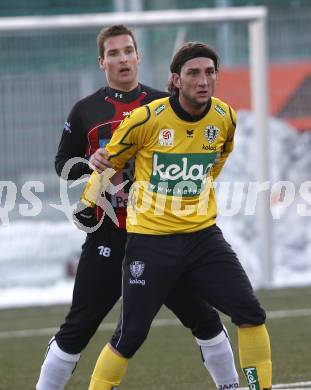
97,24,138,58
168,42,220,95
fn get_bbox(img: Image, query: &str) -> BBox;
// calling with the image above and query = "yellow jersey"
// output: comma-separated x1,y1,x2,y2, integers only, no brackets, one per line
83,96,236,234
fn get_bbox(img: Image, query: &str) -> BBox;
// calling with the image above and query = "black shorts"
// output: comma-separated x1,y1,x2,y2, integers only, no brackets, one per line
111,225,266,358
55,226,224,354
56,227,126,354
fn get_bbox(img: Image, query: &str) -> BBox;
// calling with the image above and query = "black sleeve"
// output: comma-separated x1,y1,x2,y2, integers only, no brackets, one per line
55,103,92,180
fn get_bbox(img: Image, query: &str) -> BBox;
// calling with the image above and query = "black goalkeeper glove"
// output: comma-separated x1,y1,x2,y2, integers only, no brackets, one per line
73,200,99,232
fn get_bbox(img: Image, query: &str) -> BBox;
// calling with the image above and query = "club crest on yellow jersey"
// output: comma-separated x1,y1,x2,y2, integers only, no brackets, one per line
205,125,219,144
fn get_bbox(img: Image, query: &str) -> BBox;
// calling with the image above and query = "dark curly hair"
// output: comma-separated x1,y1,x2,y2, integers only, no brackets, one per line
168,42,219,96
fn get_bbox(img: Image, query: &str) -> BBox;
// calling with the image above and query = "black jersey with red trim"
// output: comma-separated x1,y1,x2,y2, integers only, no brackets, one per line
55,83,168,229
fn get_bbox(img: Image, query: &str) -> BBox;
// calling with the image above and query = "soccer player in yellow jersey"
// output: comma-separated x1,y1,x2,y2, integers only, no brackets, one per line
83,42,272,390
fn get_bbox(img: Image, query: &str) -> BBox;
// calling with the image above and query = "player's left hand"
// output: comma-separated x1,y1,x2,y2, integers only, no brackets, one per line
73,200,98,232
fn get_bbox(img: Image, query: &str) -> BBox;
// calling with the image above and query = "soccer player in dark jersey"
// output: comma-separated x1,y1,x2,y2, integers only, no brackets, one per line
83,42,272,390
36,26,238,390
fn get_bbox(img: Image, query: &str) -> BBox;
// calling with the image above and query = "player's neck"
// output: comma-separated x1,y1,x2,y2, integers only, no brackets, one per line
108,80,139,93
170,96,211,122
178,95,208,116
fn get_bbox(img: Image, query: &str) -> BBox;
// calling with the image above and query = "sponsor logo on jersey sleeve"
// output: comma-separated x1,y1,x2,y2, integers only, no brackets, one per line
205,125,219,144
154,103,165,115
215,104,226,116
64,121,71,133
158,129,174,146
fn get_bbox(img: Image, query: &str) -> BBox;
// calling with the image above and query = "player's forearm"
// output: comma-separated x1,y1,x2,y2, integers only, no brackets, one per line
80,167,117,207
80,150,118,207
55,155,92,180
80,171,102,207
212,154,229,180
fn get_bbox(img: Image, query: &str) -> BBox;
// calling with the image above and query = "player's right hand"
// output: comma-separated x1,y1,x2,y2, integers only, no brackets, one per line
73,200,98,231
89,148,113,173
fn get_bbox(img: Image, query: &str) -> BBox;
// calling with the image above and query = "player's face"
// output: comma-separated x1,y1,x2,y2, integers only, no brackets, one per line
99,34,140,91
173,57,217,114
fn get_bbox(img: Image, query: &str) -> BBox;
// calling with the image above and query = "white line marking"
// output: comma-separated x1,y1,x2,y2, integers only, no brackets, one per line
0,327,58,339
0,307,311,339
241,381,311,389
267,308,311,319
272,382,311,388
0,318,181,339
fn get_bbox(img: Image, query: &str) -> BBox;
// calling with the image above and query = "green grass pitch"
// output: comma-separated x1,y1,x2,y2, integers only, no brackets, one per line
0,286,311,389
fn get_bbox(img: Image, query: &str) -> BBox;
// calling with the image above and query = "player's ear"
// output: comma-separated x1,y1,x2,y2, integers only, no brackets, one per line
98,56,105,70
171,73,181,89
136,52,141,64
